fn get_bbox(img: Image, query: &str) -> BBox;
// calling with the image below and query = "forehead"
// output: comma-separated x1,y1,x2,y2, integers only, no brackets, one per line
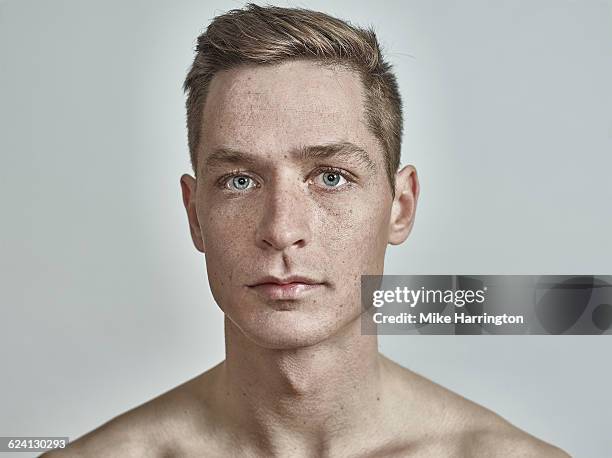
199,60,380,164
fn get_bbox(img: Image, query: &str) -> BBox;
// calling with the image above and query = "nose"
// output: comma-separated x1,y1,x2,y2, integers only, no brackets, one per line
255,178,312,252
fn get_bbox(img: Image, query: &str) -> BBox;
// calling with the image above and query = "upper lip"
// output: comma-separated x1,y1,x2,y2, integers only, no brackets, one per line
249,275,322,286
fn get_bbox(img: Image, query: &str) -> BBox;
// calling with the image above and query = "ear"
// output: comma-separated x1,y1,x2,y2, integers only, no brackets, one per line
180,174,205,253
388,165,420,245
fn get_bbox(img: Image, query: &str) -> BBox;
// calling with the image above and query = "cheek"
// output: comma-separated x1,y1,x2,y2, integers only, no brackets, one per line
207,216,246,249
318,195,389,265
199,205,257,303
320,200,389,321
199,196,257,253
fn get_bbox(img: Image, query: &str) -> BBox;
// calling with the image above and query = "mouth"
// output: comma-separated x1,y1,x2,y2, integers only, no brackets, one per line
247,276,325,300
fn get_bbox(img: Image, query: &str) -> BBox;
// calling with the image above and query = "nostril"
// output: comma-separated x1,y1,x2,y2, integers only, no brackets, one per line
260,233,306,251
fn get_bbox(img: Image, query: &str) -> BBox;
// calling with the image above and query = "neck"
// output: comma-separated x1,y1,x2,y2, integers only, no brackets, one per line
211,316,386,456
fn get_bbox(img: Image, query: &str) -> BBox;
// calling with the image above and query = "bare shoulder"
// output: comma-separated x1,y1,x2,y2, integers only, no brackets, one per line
460,427,571,457
379,355,571,457
39,393,178,458
41,367,220,458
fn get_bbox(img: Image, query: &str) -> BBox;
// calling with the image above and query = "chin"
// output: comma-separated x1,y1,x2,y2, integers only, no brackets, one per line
232,309,348,350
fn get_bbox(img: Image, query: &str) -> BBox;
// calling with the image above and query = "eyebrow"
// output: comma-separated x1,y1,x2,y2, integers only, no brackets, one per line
203,142,377,173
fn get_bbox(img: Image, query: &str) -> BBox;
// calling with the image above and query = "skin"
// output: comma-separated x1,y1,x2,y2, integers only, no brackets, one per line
43,60,570,457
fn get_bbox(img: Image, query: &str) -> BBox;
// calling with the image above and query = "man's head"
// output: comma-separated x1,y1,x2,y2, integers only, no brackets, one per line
180,4,418,349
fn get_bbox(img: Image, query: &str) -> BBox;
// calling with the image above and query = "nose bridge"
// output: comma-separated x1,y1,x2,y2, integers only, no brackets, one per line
256,172,311,250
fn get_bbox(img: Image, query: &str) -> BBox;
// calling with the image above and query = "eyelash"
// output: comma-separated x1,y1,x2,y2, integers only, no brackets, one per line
217,166,354,193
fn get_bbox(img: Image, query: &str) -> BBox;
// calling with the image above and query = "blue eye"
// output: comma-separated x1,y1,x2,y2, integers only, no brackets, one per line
318,170,347,188
228,175,254,190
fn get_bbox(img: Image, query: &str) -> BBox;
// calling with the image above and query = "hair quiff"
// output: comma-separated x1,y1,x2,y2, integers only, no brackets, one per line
183,3,403,194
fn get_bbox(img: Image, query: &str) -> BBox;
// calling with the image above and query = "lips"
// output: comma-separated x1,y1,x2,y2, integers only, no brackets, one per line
248,275,324,300
249,275,320,286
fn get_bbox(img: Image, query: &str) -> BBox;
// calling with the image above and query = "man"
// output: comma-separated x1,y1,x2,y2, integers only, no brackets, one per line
46,4,569,457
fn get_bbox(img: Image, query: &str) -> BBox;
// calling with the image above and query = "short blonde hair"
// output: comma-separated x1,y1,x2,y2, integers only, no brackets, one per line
183,3,403,194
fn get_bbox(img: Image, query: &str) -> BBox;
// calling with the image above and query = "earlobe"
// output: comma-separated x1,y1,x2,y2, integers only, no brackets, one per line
388,165,419,245
180,174,206,253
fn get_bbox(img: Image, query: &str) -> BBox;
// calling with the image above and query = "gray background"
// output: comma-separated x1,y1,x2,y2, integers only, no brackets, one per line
1,0,611,456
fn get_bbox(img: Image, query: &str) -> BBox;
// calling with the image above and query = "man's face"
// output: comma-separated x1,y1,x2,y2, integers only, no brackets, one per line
186,60,400,349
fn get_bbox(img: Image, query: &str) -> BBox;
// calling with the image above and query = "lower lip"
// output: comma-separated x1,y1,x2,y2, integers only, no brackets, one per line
249,282,323,300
